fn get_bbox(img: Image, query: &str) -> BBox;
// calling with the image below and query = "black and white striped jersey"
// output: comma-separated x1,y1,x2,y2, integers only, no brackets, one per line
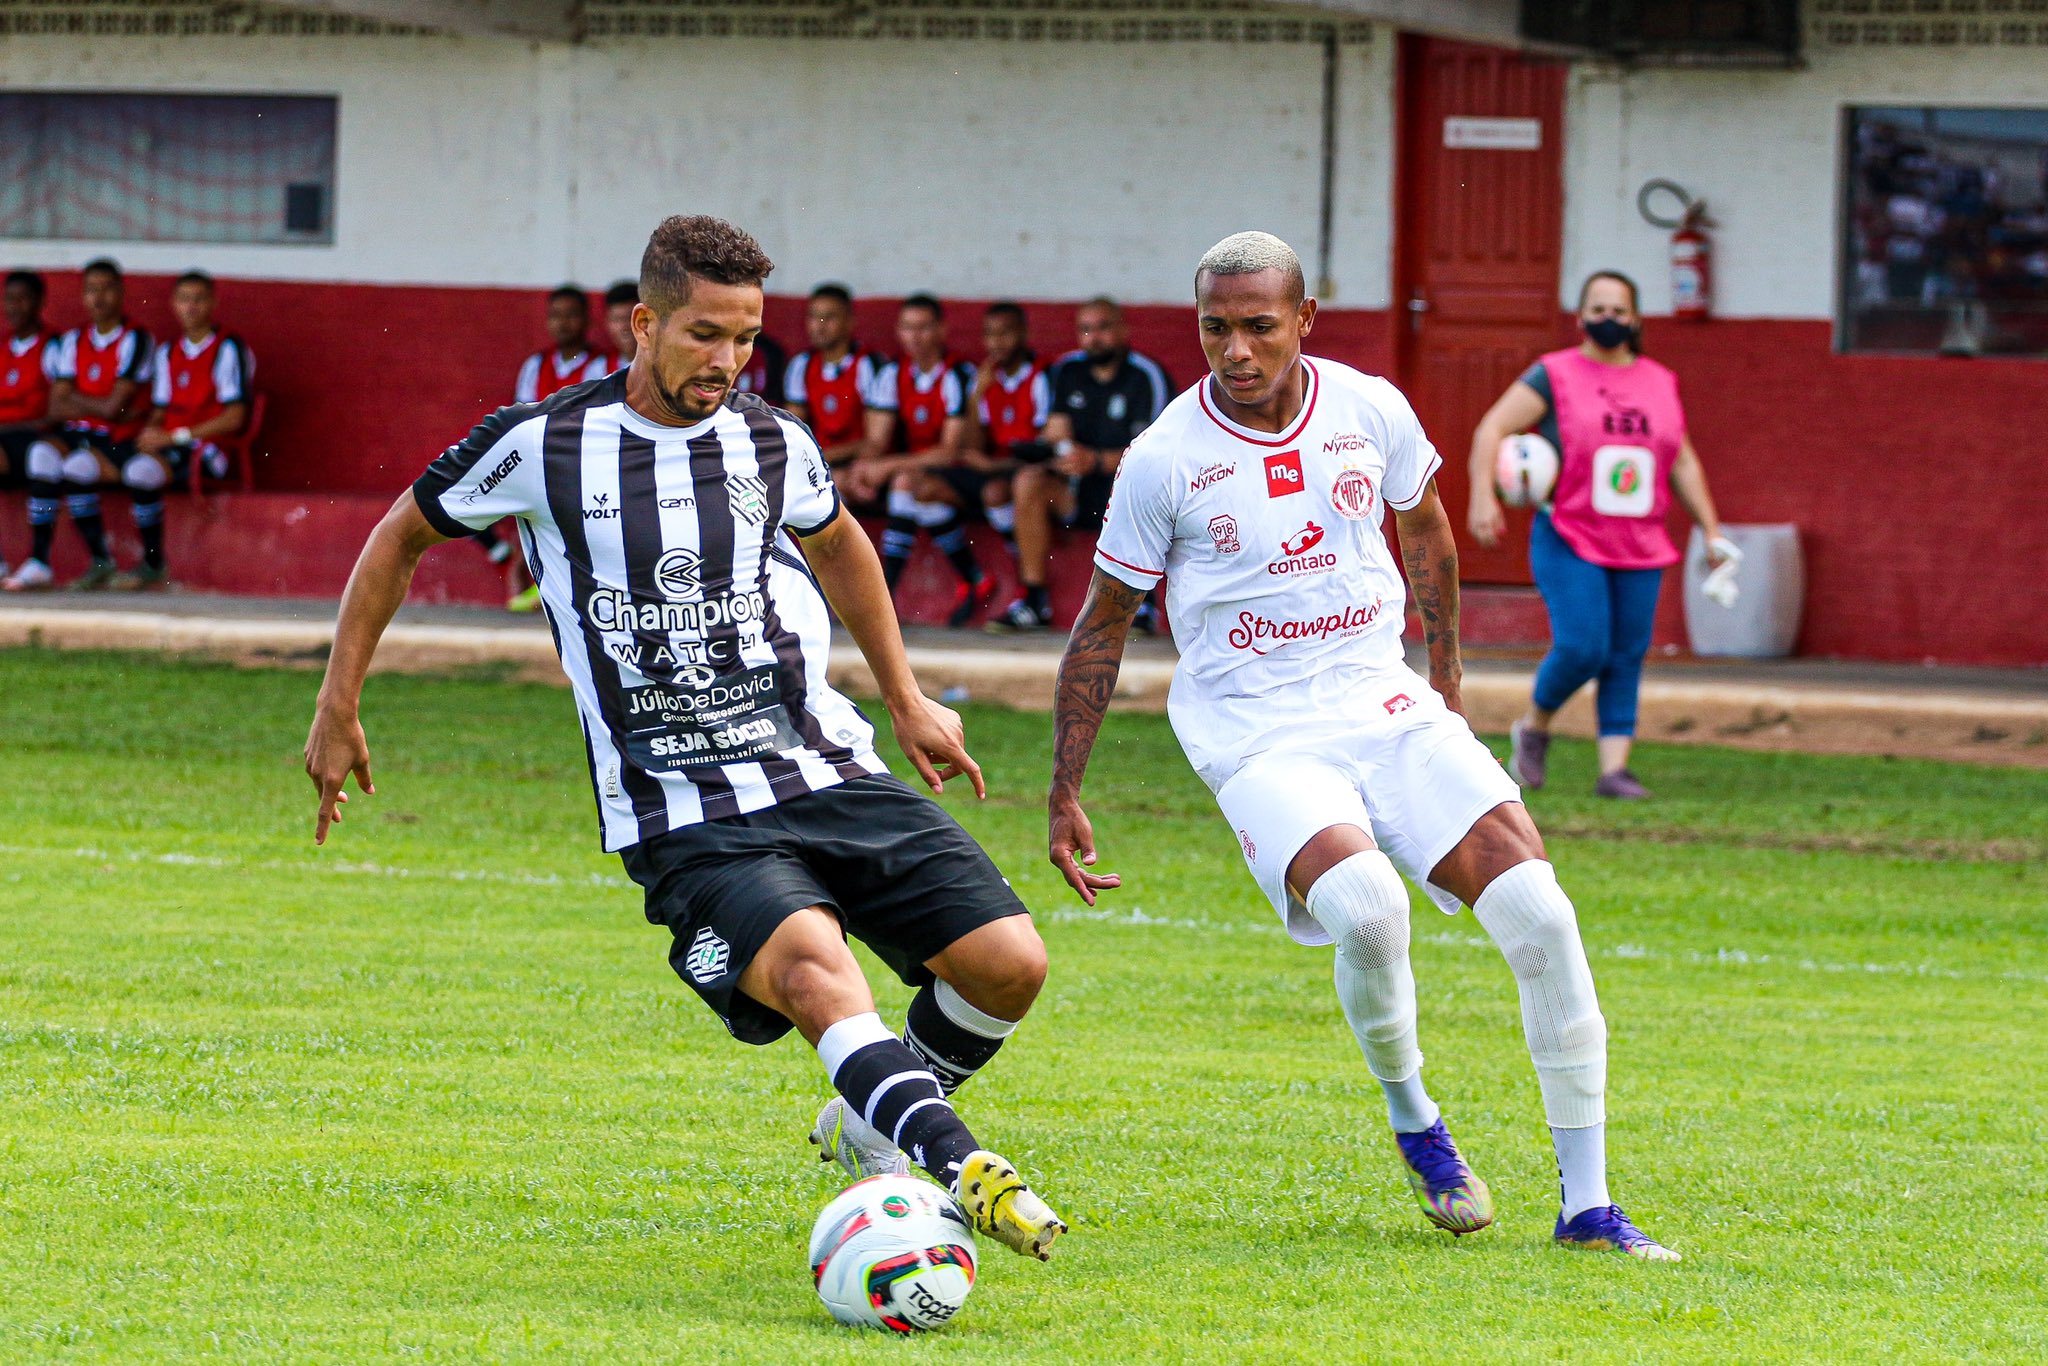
412,372,886,851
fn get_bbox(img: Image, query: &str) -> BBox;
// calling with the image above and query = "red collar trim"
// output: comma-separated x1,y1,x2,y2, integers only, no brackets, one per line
1197,358,1318,448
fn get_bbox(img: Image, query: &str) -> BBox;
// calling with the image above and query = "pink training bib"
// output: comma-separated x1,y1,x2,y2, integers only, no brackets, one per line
1541,347,1686,570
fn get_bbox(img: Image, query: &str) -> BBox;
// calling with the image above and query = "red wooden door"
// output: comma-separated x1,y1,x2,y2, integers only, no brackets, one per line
1394,35,1567,584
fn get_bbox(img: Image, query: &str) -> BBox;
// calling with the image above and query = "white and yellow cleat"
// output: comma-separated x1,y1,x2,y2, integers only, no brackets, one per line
952,1149,1067,1261
809,1096,910,1179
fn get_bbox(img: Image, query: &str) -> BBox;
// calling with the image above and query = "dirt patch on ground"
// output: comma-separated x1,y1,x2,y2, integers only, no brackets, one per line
5,606,2043,770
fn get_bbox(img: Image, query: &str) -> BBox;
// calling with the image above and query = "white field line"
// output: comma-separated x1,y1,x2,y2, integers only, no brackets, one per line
0,841,631,891
1044,905,2048,987
7,842,2041,987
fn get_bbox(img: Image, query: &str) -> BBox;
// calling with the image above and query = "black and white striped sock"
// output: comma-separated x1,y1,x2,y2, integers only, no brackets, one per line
817,1012,981,1185
904,979,1017,1096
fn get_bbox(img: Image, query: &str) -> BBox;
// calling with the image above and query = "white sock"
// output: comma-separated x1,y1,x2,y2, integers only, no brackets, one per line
1552,1123,1611,1219
1380,1066,1441,1134
1307,850,1439,1132
1471,860,1607,1129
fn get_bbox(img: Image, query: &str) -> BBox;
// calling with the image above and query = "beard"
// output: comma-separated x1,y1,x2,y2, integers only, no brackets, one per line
655,371,727,421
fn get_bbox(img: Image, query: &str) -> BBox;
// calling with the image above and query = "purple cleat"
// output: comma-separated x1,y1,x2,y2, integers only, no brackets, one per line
1510,720,1550,790
1554,1204,1681,1261
1594,769,1653,800
1393,1118,1495,1236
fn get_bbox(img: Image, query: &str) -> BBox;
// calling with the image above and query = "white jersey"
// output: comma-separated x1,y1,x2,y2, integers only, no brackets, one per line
1094,357,1442,791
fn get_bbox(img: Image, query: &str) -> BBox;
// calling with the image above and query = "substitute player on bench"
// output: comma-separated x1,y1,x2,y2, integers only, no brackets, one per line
1048,232,1678,1261
122,271,254,588
305,215,1066,1262
0,270,58,585
5,258,152,592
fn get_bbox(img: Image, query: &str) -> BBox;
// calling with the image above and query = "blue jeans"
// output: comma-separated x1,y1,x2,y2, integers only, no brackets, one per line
1528,513,1664,738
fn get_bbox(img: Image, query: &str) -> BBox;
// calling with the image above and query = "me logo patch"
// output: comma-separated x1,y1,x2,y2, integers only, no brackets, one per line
1383,694,1415,715
684,927,730,984
1264,450,1304,498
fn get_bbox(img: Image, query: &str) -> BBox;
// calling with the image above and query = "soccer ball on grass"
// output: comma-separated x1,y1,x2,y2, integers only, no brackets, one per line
809,1174,977,1333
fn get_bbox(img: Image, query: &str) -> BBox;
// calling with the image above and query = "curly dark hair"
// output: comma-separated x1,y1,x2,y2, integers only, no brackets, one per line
640,215,774,315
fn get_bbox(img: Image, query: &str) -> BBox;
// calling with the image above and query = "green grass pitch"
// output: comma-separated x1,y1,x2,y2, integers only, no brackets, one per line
1,648,2043,1363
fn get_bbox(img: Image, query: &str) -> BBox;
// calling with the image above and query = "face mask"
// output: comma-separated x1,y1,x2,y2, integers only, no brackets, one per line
1583,316,1635,350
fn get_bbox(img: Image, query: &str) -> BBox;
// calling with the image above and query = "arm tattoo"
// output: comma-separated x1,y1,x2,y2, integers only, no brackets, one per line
1052,571,1147,797
1402,538,1462,685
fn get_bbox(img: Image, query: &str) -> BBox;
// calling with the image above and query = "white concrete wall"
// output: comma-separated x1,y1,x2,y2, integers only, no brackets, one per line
1562,42,2048,318
0,30,1397,307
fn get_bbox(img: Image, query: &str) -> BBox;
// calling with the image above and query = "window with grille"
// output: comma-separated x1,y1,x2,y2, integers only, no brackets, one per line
0,92,337,246
1843,106,2048,357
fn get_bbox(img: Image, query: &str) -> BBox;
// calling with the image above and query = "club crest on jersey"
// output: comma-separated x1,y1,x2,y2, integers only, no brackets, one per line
729,473,770,526
1267,520,1338,578
1331,468,1377,521
1264,450,1304,498
684,927,730,984
653,546,703,598
1207,514,1241,555
1190,461,1235,493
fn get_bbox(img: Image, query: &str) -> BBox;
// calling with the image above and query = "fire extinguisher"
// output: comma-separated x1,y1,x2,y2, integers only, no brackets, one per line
1639,180,1714,321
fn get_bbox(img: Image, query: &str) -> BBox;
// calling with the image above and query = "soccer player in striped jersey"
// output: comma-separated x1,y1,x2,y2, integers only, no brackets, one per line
304,215,1066,1262
0,270,58,584
4,258,152,592
119,271,254,589
853,295,992,623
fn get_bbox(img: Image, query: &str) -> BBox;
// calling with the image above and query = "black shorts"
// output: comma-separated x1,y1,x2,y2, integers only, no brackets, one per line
1067,472,1115,531
933,464,1008,518
0,429,46,482
619,772,1029,1045
65,429,134,465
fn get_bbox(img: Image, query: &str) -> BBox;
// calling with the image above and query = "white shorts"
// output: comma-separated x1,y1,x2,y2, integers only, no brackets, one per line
1213,682,1522,945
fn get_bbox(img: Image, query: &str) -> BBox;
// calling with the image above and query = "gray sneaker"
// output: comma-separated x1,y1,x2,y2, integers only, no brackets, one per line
70,558,119,591
1595,769,1653,800
1509,720,1550,790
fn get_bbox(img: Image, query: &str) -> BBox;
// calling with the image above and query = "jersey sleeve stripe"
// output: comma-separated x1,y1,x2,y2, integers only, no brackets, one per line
1385,447,1442,511
1095,548,1164,581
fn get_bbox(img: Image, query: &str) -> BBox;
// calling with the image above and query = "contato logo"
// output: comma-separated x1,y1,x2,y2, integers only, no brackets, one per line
1227,597,1383,654
1267,520,1336,578
1264,450,1304,498
459,449,521,504
1190,460,1236,492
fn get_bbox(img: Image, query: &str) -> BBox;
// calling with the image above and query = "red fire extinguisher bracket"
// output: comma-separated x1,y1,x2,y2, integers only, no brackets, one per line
1638,179,1715,321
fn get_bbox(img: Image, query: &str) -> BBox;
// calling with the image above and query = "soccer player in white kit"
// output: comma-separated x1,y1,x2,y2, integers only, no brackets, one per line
1048,232,1678,1260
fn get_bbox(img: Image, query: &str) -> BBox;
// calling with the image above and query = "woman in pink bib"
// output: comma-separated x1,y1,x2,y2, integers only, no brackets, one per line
1466,272,1730,798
